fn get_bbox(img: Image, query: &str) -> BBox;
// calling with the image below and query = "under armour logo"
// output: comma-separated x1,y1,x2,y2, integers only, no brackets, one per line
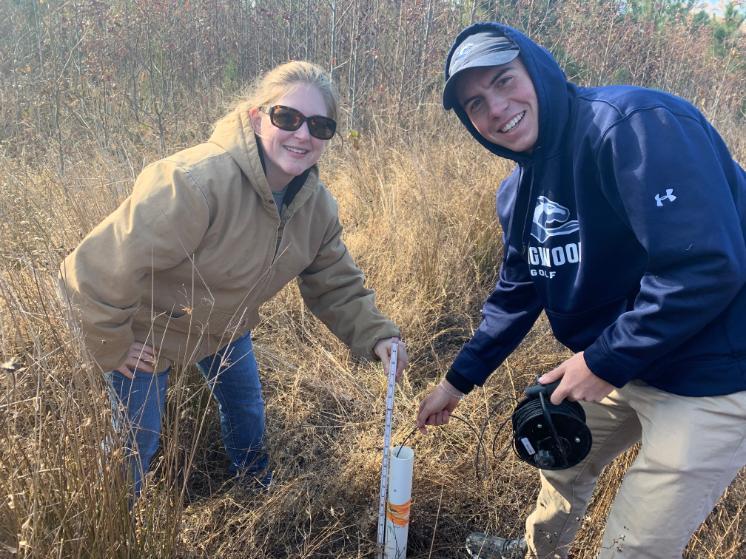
454,43,474,62
655,189,677,207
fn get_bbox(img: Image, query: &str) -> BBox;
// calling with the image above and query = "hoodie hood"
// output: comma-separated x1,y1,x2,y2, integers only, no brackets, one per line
444,22,572,164
210,109,271,193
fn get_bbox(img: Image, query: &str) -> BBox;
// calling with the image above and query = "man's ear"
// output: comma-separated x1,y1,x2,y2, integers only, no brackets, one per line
248,107,262,135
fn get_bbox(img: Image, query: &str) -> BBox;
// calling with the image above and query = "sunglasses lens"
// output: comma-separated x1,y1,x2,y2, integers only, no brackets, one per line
268,106,336,140
270,106,303,131
307,116,336,140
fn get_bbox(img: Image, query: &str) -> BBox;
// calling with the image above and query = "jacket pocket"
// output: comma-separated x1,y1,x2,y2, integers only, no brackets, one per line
141,304,248,338
545,297,629,351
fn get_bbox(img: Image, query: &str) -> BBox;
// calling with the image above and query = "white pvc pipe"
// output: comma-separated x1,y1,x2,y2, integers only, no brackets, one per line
384,445,414,559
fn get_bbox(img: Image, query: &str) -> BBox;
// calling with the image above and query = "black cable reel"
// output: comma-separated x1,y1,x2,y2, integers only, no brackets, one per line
511,380,592,470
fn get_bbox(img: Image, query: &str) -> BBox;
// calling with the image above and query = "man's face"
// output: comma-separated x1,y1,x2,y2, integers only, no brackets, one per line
455,58,539,153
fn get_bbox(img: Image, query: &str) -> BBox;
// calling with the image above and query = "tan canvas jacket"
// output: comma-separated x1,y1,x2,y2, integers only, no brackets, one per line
59,110,399,371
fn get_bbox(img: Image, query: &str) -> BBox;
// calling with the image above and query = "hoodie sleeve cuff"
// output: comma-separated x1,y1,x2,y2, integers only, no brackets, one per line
583,340,636,389
445,366,476,395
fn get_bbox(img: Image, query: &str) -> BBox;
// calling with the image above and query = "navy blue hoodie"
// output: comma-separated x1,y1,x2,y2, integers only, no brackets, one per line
445,23,746,397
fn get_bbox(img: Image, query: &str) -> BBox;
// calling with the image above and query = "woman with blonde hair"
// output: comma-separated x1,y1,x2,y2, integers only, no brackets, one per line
60,61,407,494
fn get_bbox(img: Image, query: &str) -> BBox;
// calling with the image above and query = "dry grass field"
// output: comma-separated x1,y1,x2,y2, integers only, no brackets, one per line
1,107,744,558
1,1,745,557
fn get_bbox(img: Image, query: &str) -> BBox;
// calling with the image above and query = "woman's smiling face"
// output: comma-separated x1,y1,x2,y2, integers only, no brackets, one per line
456,57,539,153
251,83,330,190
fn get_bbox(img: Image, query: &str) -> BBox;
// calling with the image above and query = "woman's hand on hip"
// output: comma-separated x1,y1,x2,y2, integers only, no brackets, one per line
373,337,408,382
115,341,157,379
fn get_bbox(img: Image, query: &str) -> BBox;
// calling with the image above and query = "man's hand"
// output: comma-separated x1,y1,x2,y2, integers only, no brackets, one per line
416,380,463,433
539,351,615,405
374,337,408,382
115,341,157,379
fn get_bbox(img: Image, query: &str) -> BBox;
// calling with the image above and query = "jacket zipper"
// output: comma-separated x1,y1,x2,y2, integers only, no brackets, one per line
273,202,295,264
274,217,286,261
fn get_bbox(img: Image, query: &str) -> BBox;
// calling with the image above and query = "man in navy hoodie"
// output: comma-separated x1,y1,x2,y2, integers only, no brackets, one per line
416,23,746,559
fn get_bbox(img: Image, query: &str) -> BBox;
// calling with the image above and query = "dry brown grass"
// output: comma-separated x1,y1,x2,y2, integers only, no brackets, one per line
1,99,744,559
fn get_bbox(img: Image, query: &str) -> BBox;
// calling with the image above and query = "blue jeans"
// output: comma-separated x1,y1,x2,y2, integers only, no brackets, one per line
107,332,269,494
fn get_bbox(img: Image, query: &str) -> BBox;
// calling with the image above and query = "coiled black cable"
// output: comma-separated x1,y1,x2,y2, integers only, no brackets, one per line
511,387,591,470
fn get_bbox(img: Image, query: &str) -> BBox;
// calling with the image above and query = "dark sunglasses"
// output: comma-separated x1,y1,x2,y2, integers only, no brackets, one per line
263,105,337,140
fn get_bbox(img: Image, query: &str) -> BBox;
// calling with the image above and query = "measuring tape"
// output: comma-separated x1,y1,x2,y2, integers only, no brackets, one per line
375,342,398,559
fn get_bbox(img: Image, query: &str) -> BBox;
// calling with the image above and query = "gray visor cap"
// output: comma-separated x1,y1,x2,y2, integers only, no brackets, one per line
443,31,520,110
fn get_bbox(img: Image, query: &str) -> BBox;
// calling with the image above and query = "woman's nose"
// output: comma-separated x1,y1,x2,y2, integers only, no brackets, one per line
292,121,311,140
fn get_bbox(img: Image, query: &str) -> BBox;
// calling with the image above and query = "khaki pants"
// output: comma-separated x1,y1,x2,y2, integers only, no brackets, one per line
525,381,746,559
